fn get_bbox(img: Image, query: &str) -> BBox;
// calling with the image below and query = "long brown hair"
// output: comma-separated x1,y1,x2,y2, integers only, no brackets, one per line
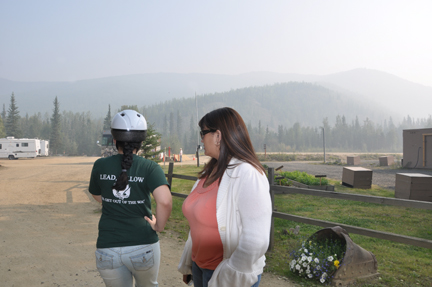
198,107,265,185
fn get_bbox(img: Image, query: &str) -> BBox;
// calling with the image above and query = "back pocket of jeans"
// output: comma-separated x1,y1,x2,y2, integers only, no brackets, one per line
130,247,154,271
95,250,114,270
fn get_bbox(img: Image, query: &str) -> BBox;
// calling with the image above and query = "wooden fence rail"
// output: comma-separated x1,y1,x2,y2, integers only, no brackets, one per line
165,162,432,250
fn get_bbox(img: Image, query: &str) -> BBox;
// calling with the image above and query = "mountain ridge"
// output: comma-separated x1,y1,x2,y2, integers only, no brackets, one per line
1,69,430,122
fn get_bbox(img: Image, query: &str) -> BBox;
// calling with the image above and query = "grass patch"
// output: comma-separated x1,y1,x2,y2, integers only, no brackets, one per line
155,163,432,286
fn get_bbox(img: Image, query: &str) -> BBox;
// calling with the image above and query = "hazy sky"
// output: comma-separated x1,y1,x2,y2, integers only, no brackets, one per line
1,0,431,86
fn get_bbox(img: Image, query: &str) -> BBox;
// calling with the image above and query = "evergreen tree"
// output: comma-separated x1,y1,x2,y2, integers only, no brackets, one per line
0,115,6,138
120,105,139,112
103,104,112,130
163,115,168,137
141,123,162,159
186,115,197,153
50,97,62,155
176,110,182,137
169,112,175,136
1,104,6,121
6,93,22,137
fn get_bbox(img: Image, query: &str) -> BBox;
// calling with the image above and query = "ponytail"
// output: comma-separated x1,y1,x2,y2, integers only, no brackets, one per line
112,141,142,191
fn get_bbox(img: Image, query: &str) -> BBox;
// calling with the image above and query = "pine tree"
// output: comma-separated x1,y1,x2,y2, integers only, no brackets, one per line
169,112,175,136
176,110,182,137
103,104,112,130
6,93,22,137
1,104,6,121
50,97,62,155
141,123,162,160
0,116,6,138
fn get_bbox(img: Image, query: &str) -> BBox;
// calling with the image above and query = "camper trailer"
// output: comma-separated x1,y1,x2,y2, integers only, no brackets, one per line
40,140,49,156
0,137,49,160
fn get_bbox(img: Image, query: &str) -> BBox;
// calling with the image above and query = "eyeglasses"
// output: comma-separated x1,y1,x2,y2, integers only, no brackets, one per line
200,129,215,139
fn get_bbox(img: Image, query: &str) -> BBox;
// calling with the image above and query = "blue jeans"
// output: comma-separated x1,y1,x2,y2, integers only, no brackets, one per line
192,261,261,287
95,242,160,287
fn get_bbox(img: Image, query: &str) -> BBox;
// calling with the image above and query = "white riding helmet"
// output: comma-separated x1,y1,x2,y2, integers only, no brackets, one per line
111,110,147,142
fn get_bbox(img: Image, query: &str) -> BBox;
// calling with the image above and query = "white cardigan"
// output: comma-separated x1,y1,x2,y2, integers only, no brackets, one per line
178,158,272,287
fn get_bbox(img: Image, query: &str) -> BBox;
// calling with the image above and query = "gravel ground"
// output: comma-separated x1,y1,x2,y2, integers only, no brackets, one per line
263,160,432,190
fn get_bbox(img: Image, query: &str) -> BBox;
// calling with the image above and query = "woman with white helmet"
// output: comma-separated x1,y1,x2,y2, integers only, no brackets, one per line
89,109,172,287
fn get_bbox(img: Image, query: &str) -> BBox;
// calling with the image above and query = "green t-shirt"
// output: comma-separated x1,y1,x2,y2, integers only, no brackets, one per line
89,154,169,248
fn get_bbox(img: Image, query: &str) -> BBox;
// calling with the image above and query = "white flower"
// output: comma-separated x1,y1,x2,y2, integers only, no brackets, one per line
316,265,321,270
299,268,303,273
308,274,313,278
301,255,307,262
322,272,328,279
304,248,308,253
302,262,308,268
327,256,334,262
307,256,312,262
320,278,325,283
296,264,301,270
314,258,320,263
309,253,313,256
306,269,311,274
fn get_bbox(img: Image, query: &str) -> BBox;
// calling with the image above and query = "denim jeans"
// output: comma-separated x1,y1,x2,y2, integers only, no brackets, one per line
192,261,262,287
95,242,160,287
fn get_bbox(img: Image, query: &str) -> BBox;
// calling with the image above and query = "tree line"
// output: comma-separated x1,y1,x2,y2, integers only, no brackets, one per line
2,93,432,157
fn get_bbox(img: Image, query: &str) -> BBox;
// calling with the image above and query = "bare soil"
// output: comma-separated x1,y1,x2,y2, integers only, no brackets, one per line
0,156,295,287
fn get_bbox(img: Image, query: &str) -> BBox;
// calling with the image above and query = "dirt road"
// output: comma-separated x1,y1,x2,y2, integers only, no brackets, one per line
0,157,295,287
264,159,432,190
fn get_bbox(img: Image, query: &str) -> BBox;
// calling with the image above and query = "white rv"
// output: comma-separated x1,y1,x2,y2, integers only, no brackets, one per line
40,140,49,156
0,137,49,160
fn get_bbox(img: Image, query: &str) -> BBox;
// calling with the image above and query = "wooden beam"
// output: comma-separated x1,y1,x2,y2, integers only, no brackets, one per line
273,212,432,249
272,185,432,210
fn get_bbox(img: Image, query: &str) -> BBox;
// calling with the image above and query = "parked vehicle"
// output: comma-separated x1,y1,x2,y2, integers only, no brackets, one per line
0,137,49,160
96,130,118,157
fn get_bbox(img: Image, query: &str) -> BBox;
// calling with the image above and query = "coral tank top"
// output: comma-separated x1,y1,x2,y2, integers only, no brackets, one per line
182,178,223,270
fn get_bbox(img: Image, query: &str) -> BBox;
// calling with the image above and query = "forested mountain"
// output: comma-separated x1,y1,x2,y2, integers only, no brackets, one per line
140,82,431,154
2,70,432,156
142,82,384,135
1,68,431,119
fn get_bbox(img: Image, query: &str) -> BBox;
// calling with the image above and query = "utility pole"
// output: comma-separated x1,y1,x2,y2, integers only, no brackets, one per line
320,127,326,163
195,93,200,167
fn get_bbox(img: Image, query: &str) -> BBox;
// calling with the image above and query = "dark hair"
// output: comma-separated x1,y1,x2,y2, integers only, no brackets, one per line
112,141,142,191
198,107,265,185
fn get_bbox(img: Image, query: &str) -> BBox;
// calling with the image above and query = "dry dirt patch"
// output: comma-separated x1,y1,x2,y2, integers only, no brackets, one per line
0,156,294,287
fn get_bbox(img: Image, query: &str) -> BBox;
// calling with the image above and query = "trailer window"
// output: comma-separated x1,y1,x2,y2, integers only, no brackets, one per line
22,143,29,147
16,144,19,147
0,144,2,149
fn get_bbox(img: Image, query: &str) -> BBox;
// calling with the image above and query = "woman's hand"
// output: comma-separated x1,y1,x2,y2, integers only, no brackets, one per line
144,214,157,231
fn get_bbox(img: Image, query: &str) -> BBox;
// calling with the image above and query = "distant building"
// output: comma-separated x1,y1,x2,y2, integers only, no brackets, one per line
403,128,432,168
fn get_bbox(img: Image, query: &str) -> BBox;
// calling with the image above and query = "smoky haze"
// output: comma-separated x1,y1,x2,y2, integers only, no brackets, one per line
1,69,431,122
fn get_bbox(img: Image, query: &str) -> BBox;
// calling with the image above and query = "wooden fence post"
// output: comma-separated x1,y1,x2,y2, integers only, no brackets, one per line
168,162,174,188
268,167,275,252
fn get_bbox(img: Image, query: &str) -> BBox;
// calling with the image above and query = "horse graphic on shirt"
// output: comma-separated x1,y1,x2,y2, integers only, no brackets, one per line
112,184,131,200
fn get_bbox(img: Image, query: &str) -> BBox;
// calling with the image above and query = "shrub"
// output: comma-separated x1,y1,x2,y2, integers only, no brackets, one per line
278,170,329,186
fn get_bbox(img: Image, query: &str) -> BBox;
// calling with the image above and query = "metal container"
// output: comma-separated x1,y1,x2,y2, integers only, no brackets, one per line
308,226,379,286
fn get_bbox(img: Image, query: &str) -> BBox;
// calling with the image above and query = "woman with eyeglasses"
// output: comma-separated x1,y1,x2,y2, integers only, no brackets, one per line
178,107,272,287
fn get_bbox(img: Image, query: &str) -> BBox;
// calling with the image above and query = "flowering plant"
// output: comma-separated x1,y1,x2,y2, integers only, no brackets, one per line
289,237,345,284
